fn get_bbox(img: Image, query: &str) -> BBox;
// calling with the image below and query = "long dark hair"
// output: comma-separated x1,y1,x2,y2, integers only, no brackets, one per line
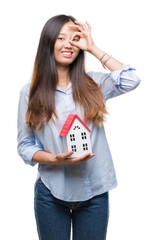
25,14,108,133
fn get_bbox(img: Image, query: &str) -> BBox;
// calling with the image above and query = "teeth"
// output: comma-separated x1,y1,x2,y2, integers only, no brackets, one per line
63,52,72,55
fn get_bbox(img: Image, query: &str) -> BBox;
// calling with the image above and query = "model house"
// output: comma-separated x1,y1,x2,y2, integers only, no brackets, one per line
59,114,92,158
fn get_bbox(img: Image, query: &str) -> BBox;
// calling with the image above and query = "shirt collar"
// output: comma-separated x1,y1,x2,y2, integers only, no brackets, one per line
56,81,72,94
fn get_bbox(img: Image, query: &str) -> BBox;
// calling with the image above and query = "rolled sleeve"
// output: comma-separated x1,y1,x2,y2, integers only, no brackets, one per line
87,63,141,101
17,83,44,166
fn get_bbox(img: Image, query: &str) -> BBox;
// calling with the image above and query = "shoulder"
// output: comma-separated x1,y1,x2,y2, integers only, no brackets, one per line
20,82,31,96
18,83,31,105
86,71,110,85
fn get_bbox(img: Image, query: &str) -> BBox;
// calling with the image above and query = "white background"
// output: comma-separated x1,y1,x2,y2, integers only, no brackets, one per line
0,0,158,239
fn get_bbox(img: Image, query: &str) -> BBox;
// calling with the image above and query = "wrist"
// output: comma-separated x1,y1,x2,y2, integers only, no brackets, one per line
88,44,97,54
50,153,57,163
88,45,108,62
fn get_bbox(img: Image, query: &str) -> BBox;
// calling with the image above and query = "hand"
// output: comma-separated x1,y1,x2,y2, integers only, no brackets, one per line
68,20,95,52
53,151,95,165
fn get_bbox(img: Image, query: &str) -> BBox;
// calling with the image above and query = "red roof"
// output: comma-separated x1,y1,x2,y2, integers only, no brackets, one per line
59,114,91,136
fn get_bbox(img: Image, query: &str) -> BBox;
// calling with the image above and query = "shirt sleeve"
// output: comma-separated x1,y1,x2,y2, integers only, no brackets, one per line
87,63,141,101
17,83,44,166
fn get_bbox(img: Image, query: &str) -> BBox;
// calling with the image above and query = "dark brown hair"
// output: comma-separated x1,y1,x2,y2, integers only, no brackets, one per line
25,14,108,133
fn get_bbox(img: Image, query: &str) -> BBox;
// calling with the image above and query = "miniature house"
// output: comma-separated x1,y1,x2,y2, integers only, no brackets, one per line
59,114,92,158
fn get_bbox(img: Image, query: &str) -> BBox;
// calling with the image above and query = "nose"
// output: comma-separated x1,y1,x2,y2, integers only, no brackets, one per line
64,40,72,48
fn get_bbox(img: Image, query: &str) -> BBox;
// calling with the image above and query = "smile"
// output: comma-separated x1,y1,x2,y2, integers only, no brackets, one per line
61,52,73,58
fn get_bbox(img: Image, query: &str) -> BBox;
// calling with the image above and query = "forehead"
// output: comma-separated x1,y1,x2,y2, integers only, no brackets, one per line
58,21,79,35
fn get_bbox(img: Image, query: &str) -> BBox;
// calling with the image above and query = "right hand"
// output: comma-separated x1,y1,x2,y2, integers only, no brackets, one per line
52,151,95,165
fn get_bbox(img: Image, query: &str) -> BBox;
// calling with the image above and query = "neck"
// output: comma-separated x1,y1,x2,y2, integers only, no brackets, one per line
56,64,70,85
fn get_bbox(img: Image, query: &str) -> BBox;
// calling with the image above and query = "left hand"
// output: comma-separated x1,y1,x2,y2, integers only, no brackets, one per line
68,20,95,52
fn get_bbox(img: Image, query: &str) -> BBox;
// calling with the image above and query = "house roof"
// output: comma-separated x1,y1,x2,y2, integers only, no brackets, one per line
59,114,91,136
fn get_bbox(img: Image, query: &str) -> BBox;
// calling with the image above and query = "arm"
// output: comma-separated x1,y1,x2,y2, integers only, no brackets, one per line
88,44,124,71
87,45,141,101
32,150,95,165
17,84,45,166
32,150,56,164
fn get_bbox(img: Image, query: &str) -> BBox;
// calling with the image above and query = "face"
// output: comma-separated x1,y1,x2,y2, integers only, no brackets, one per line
54,21,80,67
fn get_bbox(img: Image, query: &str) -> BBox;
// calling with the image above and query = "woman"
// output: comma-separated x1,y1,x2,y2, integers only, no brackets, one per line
17,14,141,240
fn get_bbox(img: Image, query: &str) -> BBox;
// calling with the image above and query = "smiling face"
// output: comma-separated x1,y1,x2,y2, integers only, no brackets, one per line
54,21,80,67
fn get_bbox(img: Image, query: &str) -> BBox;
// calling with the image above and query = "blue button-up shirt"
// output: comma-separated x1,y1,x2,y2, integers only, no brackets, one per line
17,63,141,202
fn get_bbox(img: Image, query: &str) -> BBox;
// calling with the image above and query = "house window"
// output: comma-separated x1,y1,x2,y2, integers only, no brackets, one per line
83,143,88,151
73,125,80,130
81,132,87,139
70,134,75,141
71,145,77,152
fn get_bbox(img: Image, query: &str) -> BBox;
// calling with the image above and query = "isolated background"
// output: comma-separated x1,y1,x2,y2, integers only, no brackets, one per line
0,0,158,239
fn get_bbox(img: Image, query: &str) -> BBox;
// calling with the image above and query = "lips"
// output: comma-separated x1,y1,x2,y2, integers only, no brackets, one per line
61,51,73,58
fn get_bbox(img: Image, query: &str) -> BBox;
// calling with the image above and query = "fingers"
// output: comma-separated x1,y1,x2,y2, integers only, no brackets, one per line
55,151,95,166
84,153,95,160
75,20,87,29
68,24,83,32
79,153,95,160
78,154,95,162
77,153,95,162
64,151,74,158
74,20,89,31
79,153,93,160
68,32,82,47
70,31,82,41
56,151,73,160
85,21,91,32
66,153,95,164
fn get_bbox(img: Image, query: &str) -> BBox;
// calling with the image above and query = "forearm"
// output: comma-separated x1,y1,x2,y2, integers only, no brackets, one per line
88,45,123,72
32,150,56,164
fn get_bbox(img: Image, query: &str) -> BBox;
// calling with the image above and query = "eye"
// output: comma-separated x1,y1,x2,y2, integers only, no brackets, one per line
58,37,64,40
73,37,80,41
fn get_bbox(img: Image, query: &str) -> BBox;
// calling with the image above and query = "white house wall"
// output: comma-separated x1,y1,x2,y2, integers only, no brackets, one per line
66,118,92,158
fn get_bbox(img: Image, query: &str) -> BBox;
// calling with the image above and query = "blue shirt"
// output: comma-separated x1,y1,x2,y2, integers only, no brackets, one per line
17,63,141,202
